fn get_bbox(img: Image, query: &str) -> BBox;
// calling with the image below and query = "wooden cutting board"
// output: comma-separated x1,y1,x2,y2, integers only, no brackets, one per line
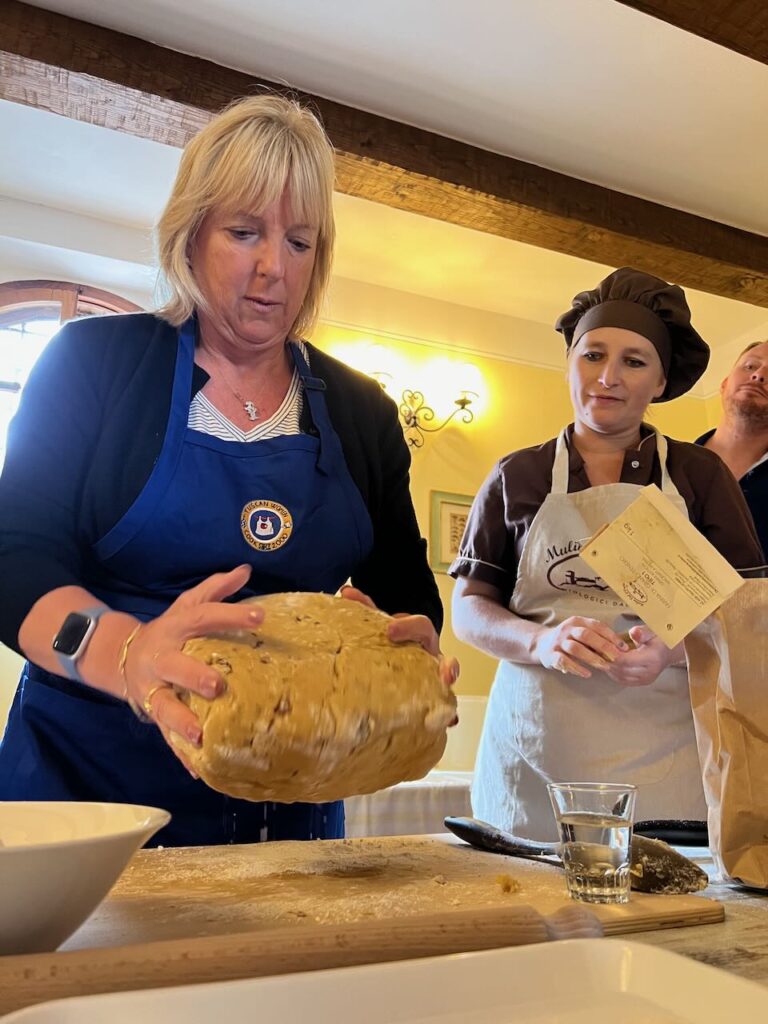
0,835,723,1016
62,833,723,950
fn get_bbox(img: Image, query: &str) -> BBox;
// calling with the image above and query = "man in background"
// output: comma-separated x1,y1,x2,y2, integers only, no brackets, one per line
698,340,768,559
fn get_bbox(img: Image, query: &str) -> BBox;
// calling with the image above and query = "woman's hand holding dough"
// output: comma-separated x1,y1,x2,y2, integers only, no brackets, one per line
121,565,263,771
341,586,460,690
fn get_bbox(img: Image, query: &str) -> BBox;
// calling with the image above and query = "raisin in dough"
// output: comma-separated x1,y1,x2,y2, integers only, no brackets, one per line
174,592,457,802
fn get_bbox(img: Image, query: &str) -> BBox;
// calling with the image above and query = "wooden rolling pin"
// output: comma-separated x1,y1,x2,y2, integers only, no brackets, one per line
0,903,602,1015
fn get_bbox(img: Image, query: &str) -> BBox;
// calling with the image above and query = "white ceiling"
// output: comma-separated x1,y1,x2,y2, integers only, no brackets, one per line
22,0,768,233
1,0,768,394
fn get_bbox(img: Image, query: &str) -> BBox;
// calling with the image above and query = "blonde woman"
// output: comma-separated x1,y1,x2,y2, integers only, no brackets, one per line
451,268,763,840
0,95,452,846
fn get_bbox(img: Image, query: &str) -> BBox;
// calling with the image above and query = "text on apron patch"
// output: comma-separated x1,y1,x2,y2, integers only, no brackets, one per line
241,499,293,551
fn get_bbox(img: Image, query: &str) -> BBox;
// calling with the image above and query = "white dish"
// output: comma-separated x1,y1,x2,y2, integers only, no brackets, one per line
0,801,169,955
4,938,768,1022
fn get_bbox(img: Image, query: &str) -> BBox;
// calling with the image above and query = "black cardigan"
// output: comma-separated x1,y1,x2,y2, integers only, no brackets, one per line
0,313,442,650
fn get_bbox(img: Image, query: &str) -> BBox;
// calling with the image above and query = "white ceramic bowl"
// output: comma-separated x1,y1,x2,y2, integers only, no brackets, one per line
0,801,170,955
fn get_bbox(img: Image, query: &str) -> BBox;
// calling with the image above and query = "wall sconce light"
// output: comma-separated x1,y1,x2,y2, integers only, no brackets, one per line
371,371,478,449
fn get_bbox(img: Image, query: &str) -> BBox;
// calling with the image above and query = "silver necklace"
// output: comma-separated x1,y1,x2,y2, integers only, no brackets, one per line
215,366,266,422
229,386,260,422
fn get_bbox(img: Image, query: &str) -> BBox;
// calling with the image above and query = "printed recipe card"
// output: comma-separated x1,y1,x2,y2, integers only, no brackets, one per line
581,484,744,648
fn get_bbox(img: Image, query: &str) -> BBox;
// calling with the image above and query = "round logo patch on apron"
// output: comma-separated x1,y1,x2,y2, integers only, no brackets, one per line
241,499,293,551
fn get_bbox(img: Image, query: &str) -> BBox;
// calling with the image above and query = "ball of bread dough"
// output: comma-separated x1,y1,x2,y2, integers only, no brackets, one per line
174,592,456,803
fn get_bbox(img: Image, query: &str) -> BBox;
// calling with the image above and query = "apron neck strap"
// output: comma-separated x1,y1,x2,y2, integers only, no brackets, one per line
174,317,197,409
289,340,326,392
552,430,571,494
552,427,680,497
655,430,676,494
288,341,336,474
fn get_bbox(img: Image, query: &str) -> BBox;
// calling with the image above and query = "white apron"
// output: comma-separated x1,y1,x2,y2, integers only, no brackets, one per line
471,429,708,840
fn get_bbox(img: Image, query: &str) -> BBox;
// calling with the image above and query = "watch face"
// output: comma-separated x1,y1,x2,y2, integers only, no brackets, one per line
52,613,92,657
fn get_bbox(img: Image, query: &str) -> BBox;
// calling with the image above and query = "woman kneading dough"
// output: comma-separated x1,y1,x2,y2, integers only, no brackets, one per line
0,95,456,847
451,268,763,840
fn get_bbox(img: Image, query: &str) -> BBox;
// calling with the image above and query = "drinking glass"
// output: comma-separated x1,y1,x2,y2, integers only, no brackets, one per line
547,782,637,904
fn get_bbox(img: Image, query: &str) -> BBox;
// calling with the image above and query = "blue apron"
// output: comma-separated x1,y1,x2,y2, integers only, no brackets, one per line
0,320,374,847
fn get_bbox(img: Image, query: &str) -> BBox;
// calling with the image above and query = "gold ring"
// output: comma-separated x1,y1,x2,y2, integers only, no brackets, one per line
142,683,168,718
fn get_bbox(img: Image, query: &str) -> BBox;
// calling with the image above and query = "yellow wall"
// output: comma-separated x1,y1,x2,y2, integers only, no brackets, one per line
645,398,710,443
704,394,723,432
312,324,712,699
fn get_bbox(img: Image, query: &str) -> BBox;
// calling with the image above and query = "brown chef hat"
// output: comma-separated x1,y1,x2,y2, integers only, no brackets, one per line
555,267,709,401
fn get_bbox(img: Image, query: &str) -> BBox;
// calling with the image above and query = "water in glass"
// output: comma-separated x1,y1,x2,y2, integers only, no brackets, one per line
558,810,632,904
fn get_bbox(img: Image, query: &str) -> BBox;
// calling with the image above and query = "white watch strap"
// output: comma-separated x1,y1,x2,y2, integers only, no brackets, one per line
55,604,109,683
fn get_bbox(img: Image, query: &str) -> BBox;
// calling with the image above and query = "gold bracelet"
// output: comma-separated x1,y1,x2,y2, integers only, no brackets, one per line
119,622,143,697
120,623,154,723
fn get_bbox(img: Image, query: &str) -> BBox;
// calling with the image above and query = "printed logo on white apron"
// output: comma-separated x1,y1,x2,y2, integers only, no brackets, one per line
241,499,293,552
544,540,621,606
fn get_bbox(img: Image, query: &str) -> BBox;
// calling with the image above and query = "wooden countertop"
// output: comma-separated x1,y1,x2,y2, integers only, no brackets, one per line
0,836,765,1016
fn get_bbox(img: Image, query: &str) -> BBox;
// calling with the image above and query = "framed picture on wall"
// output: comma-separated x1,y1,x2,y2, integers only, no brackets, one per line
429,490,474,574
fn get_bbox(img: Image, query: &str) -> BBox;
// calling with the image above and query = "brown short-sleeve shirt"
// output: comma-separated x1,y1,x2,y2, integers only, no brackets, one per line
449,425,764,602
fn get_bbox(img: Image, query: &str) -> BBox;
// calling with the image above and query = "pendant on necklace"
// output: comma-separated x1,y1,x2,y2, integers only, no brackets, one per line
243,400,260,422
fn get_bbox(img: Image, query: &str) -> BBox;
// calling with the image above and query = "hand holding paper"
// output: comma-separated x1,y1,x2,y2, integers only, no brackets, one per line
581,484,744,648
605,625,683,686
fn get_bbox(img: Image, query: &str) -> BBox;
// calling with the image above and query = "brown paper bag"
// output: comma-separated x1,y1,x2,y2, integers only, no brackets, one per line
685,580,768,889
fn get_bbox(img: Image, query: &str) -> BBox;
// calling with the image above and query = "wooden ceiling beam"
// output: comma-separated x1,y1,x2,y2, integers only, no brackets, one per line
2,0,768,306
616,1,768,66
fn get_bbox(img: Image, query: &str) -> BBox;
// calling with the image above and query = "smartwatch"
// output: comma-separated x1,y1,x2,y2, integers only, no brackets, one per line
52,605,109,683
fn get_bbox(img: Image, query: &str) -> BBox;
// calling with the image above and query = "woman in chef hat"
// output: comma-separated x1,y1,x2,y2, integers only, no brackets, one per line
450,267,762,840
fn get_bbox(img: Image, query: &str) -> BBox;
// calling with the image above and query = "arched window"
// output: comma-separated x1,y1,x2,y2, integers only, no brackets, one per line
0,281,143,468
